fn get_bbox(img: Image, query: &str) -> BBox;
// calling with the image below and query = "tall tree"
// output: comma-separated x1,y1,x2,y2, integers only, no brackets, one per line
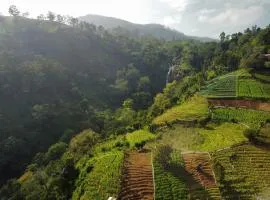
47,11,55,21
8,5,20,16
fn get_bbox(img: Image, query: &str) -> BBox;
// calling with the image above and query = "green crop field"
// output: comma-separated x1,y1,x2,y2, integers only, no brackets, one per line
238,78,270,99
200,69,270,99
212,144,270,199
126,129,156,147
195,123,247,152
153,151,188,200
153,95,208,125
212,108,270,129
72,151,124,200
199,74,237,97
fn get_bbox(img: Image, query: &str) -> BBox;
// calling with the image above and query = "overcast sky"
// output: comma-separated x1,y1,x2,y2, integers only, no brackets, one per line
1,0,270,38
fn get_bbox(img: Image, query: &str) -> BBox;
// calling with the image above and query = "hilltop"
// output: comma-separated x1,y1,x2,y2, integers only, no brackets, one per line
79,14,215,42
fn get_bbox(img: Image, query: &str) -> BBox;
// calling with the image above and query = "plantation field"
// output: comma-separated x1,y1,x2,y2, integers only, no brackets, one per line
199,74,237,97
200,69,270,99
72,151,124,200
254,73,270,83
93,135,126,155
153,95,208,125
212,108,270,129
238,78,270,99
212,144,270,199
126,130,156,147
153,151,188,200
196,123,247,152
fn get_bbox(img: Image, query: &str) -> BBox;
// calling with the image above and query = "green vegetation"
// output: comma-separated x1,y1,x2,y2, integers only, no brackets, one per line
196,123,247,152
126,129,156,147
156,125,203,151
73,151,124,200
212,108,270,129
238,78,270,99
153,95,208,125
154,146,188,200
200,74,237,97
200,69,270,99
212,144,270,199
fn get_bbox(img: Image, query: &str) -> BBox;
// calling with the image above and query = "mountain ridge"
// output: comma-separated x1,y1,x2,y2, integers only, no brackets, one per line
79,14,215,42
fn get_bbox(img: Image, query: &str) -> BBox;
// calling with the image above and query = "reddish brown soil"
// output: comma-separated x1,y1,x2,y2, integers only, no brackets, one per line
182,153,217,189
208,99,270,111
118,151,154,200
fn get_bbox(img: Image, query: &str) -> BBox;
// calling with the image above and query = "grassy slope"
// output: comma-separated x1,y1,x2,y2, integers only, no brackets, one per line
153,95,208,125
126,130,156,147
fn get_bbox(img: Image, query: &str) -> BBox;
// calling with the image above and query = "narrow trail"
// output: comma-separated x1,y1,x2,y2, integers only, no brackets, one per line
182,152,221,200
118,151,154,200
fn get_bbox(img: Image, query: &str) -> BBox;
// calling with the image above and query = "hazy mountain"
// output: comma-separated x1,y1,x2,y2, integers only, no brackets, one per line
79,14,215,42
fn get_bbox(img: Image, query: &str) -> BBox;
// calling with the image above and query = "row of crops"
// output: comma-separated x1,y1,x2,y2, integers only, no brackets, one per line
238,78,270,99
212,108,270,129
212,144,270,199
153,156,188,200
200,70,270,99
72,151,124,200
200,75,237,97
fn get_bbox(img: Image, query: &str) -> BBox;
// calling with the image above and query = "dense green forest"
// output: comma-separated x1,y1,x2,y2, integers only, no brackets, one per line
0,6,270,200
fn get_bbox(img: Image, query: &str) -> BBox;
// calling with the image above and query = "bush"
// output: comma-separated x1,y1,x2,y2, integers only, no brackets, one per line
244,129,259,142
134,141,146,150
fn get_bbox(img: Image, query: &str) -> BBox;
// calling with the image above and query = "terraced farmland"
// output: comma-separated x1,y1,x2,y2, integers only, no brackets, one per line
200,70,270,100
212,108,270,129
238,78,270,99
153,150,188,200
118,152,154,200
212,144,270,199
72,151,124,200
200,75,237,98
182,153,221,200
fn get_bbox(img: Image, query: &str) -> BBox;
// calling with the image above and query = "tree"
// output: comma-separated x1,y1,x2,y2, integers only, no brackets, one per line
37,14,45,21
47,11,55,21
56,14,64,23
220,32,225,43
8,5,20,16
69,17,78,27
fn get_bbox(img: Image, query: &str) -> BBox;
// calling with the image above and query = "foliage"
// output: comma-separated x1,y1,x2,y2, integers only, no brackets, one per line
72,151,124,200
69,129,100,159
126,129,156,147
212,144,270,199
212,108,270,129
196,123,247,152
153,95,208,125
153,145,188,200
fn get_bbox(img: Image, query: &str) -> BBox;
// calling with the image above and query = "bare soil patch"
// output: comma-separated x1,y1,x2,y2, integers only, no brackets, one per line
118,151,154,200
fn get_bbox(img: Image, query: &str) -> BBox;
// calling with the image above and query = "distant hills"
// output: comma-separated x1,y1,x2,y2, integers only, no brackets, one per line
79,14,215,42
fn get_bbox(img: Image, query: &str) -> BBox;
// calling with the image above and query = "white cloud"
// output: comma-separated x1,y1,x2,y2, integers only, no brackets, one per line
198,5,264,26
159,0,191,12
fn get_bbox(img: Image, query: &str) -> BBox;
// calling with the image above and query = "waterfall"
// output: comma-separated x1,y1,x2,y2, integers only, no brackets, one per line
166,65,175,84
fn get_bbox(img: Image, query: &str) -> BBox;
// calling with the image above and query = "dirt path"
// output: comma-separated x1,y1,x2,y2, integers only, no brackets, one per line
182,152,221,200
118,151,154,200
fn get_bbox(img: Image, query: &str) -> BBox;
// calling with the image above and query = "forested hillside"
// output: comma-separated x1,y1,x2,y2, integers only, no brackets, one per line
0,7,270,200
79,14,215,42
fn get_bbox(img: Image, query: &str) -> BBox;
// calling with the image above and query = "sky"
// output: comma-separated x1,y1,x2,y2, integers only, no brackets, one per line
1,0,270,38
